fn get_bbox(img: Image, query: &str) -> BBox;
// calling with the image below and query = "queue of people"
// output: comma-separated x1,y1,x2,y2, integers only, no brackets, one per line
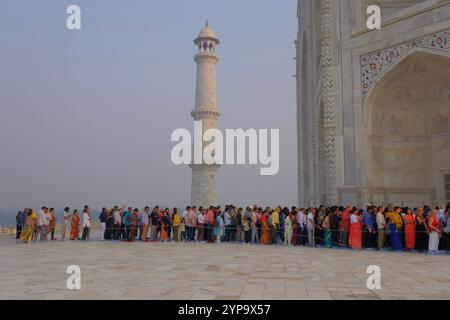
15,204,450,254
17,206,92,242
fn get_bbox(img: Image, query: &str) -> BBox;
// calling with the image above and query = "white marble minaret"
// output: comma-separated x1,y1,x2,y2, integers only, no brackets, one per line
190,22,221,207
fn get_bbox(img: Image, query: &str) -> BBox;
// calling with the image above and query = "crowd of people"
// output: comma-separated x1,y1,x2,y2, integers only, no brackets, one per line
14,204,450,253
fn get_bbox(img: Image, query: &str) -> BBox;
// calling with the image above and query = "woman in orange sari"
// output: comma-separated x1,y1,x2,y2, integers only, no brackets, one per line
404,208,416,250
159,210,168,241
349,208,363,250
260,211,271,245
70,210,80,240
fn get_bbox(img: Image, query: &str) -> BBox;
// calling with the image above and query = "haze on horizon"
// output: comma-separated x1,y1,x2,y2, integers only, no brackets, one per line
0,0,298,217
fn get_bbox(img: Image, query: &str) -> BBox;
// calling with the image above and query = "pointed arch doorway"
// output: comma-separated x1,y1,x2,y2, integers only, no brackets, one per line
363,50,450,207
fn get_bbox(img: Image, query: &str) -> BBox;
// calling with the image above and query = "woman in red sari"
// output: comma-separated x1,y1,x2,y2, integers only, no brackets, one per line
260,211,271,245
349,208,363,250
404,208,416,250
70,210,80,240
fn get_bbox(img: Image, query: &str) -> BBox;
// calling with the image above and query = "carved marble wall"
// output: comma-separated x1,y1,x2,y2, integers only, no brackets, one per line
296,0,450,207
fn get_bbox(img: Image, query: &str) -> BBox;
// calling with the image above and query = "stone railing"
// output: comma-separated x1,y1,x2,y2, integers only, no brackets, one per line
0,222,102,238
0,227,16,237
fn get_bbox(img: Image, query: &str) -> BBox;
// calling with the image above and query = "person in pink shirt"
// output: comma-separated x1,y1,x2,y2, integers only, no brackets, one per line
188,207,197,241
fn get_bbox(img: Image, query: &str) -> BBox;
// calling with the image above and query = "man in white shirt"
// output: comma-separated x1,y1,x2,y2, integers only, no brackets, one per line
113,206,123,240
188,207,197,241
296,209,306,245
43,209,51,239
37,207,49,241
223,207,232,242
60,207,71,241
81,206,91,240
197,208,206,242
182,207,190,241
307,208,315,247
376,208,386,250
141,207,150,241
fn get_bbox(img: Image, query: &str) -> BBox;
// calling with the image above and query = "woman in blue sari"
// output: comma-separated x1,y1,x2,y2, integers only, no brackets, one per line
214,209,224,243
388,207,403,251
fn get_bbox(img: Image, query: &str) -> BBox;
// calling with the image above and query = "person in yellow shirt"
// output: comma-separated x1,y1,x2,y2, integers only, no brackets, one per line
172,208,181,242
271,207,280,244
20,209,33,243
31,210,38,242
392,210,403,230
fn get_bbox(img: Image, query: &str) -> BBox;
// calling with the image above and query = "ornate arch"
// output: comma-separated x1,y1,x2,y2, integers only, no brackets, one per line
361,30,450,99
360,46,450,205
363,48,450,129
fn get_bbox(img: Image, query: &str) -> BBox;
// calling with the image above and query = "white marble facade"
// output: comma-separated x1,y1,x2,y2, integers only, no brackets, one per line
296,0,450,207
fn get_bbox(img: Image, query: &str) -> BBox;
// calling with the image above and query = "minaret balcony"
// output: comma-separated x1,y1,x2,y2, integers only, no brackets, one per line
194,54,219,63
191,110,221,120
189,164,221,170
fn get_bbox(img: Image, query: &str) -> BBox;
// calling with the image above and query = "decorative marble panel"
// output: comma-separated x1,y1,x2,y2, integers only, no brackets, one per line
340,192,359,206
387,193,431,207
361,30,450,97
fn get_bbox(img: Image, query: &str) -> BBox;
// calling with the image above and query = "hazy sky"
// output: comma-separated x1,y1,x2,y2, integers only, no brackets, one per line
0,0,298,213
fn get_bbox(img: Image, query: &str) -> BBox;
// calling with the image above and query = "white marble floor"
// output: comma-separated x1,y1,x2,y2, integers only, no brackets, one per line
0,238,449,300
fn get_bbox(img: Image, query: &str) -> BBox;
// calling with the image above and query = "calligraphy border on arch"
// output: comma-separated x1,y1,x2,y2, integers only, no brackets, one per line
361,30,450,98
